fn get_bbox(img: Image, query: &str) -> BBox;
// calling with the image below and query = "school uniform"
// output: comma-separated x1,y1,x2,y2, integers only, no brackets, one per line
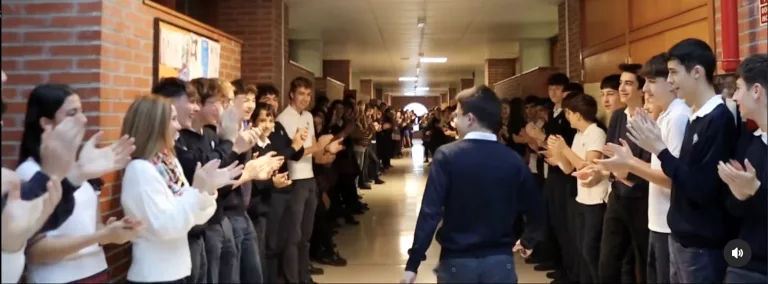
16,159,109,283
658,95,739,283
724,129,767,283
541,107,578,281
176,127,238,283
277,105,319,284
647,99,691,284
571,124,610,283
405,132,546,283
599,108,652,283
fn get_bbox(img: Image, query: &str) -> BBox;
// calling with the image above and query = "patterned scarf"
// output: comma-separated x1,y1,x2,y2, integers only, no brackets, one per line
150,150,189,196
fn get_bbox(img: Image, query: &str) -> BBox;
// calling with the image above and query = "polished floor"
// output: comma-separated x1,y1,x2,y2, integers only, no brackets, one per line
314,141,550,283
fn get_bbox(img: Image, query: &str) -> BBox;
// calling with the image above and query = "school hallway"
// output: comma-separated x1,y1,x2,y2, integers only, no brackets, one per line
313,140,550,283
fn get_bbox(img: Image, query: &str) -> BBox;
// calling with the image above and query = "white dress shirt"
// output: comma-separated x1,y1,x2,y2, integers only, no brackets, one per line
648,99,691,233
120,159,217,282
277,105,316,180
463,131,498,141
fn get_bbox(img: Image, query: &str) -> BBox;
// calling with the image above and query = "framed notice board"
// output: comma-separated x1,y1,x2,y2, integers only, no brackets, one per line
152,18,221,83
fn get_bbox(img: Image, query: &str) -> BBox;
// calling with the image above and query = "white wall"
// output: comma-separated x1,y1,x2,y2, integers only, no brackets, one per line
289,40,323,77
519,39,551,72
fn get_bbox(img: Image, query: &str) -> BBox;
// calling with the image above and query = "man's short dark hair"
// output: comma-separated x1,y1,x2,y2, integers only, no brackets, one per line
563,82,584,94
600,74,621,90
152,77,198,102
289,77,313,96
231,79,258,97
256,84,280,101
667,38,716,84
190,78,224,105
455,85,502,132
639,53,670,79
619,63,646,89
737,54,768,93
547,72,570,87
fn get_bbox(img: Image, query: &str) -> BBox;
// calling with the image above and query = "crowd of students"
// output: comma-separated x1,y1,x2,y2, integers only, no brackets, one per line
403,38,766,284
1,37,766,284
0,71,415,283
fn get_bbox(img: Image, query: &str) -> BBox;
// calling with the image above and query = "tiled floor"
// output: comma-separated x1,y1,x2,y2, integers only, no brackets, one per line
313,141,550,283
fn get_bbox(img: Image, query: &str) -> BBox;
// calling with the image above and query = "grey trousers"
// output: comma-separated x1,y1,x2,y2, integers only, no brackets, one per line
284,179,318,283
435,255,518,283
204,217,237,283
187,234,207,283
266,192,293,283
230,214,264,283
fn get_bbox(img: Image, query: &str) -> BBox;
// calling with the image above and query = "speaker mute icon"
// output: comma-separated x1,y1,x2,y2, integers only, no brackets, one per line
732,247,744,259
725,239,751,267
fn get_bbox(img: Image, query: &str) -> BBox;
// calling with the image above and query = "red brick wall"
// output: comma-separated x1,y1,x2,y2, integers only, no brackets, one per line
216,0,285,89
323,60,351,89
714,0,768,72
1,1,242,281
484,58,517,86
460,78,474,91
555,0,582,81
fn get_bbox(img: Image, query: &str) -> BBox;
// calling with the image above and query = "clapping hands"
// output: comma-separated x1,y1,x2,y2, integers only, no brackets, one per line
193,160,244,194
626,108,665,155
99,216,145,245
68,132,135,186
718,159,761,201
2,174,63,252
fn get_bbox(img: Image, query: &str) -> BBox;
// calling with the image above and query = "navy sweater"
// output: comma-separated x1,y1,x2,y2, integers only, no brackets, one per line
658,103,738,248
726,127,767,274
175,126,239,235
606,108,652,198
1,172,79,234
405,138,547,272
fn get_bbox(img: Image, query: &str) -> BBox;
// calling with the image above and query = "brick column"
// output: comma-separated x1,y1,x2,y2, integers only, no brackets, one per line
217,0,287,87
323,60,351,89
359,79,373,101
460,78,474,90
485,58,517,87
555,0,582,80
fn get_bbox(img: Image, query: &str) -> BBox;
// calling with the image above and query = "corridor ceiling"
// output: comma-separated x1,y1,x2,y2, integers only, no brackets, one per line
287,0,560,93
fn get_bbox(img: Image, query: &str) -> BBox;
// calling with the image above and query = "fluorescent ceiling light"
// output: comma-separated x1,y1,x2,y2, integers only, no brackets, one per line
399,77,418,82
416,87,430,91
416,68,420,75
419,57,447,63
404,92,416,96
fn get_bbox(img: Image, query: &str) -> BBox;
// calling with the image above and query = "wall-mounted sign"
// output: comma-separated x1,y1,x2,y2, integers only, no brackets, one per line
152,19,221,83
760,1,767,26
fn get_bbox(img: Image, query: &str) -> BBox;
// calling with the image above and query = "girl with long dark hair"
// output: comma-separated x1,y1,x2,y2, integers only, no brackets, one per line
17,84,141,283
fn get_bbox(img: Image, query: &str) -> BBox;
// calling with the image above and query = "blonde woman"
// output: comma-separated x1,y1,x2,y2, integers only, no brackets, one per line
120,95,243,283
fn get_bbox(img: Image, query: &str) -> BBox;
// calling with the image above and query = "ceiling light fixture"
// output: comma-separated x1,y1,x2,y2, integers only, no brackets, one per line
416,68,420,75
398,77,418,82
419,57,447,63
405,92,416,96
416,87,430,91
